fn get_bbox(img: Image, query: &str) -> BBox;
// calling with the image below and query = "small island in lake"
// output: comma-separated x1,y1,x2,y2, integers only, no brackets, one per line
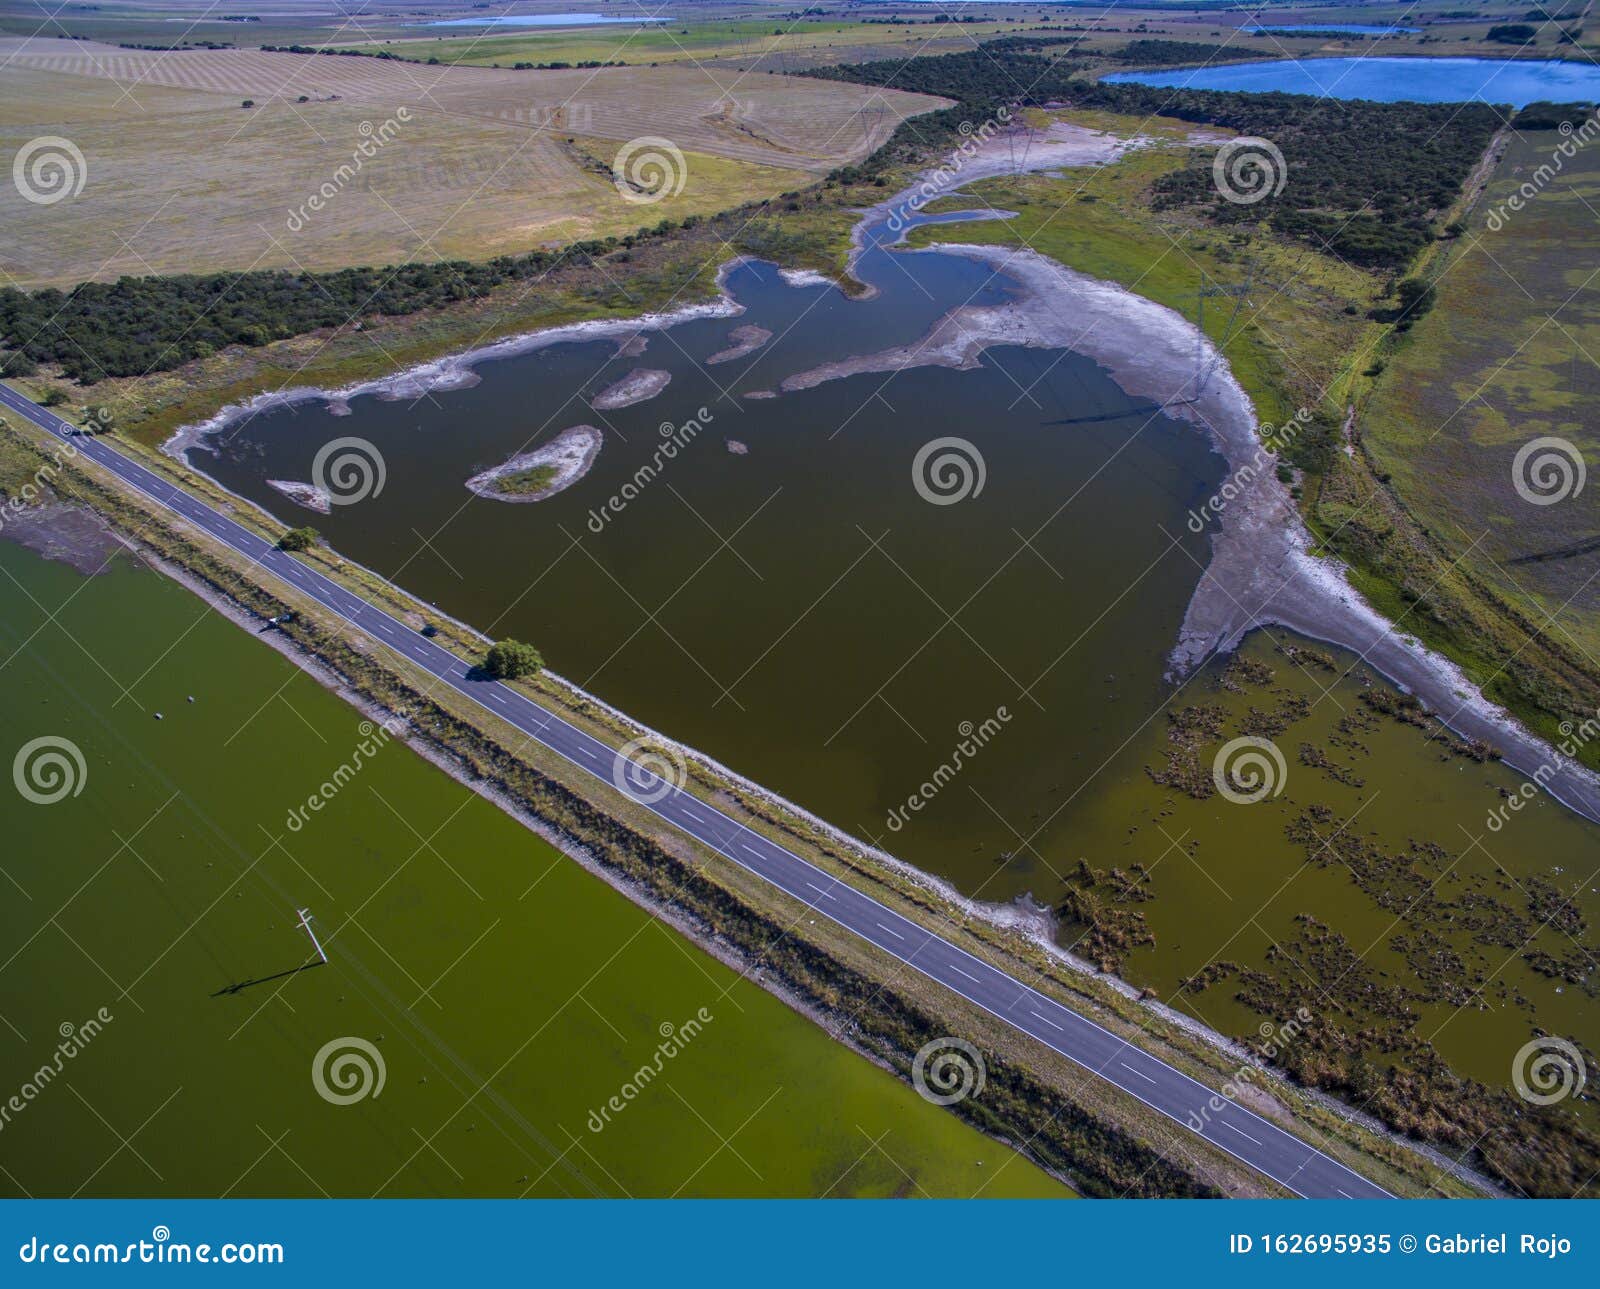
465,424,602,504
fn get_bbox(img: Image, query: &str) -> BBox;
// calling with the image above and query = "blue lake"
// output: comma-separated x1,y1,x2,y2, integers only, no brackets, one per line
1243,22,1420,35
421,13,667,27
1106,56,1600,105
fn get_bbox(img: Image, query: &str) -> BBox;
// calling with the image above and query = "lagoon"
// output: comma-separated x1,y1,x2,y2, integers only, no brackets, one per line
1106,55,1600,105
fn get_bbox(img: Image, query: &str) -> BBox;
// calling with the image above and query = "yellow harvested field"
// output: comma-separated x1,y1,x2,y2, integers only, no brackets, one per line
0,37,945,288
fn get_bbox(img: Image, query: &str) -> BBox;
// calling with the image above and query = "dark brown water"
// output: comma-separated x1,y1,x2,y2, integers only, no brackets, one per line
197,233,1225,898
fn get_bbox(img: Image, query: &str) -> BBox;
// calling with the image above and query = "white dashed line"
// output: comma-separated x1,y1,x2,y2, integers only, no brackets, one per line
875,921,905,941
1221,1120,1261,1146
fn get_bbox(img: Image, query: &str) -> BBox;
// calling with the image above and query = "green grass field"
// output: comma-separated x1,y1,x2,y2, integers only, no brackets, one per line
1362,126,1600,670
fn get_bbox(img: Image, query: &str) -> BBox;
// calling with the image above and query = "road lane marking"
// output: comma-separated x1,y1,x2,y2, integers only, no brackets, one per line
1030,1010,1064,1032
874,921,905,941
1120,1061,1157,1085
804,881,837,902
1221,1120,1261,1145
950,964,982,984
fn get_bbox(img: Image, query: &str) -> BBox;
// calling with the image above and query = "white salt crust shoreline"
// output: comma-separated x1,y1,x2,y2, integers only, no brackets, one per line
160,259,748,462
464,424,602,503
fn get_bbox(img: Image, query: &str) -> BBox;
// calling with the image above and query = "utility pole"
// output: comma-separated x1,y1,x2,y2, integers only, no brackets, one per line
296,908,328,965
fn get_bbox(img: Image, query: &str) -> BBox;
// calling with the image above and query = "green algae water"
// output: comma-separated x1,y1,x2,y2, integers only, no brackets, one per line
0,542,1069,1198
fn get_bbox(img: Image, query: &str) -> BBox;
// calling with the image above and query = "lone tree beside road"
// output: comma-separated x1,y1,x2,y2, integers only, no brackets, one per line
483,639,544,680
278,526,318,551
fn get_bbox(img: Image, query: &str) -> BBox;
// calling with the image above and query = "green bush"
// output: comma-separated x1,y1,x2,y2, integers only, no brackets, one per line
483,639,544,680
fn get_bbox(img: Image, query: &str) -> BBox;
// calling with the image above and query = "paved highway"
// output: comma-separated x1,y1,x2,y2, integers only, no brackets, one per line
0,381,1392,1199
